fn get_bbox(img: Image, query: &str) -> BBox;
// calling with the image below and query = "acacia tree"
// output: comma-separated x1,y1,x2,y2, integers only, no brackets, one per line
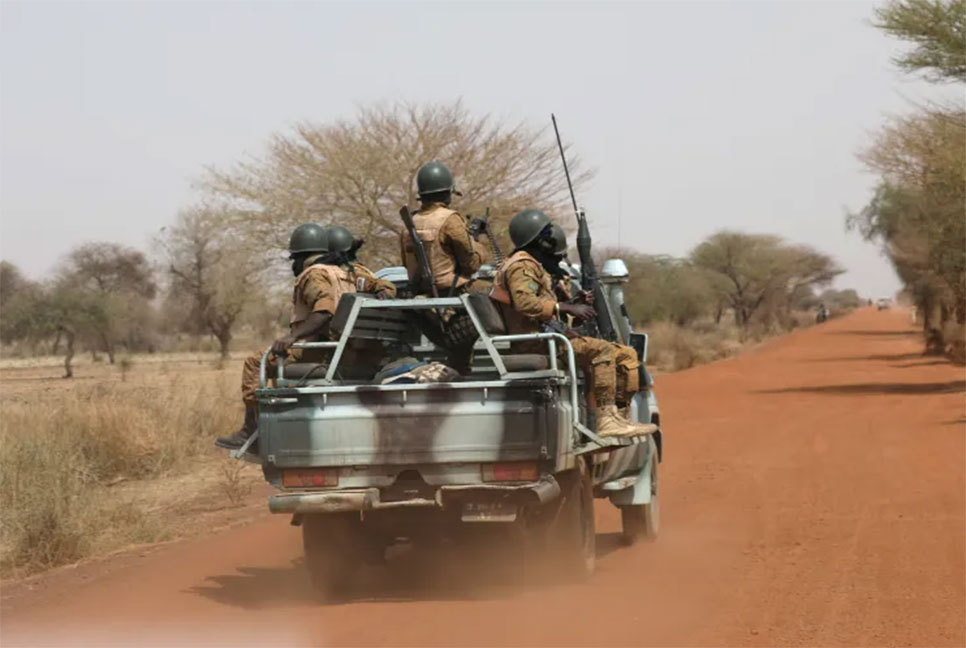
874,0,966,82
58,242,158,363
850,111,966,330
202,101,593,268
852,0,965,358
691,231,842,330
157,206,270,358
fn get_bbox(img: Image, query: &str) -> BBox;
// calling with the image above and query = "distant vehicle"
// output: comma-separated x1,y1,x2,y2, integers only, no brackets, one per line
876,298,891,311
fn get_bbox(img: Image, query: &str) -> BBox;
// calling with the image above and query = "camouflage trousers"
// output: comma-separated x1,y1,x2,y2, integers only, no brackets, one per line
240,346,329,405
613,343,641,405
516,337,639,407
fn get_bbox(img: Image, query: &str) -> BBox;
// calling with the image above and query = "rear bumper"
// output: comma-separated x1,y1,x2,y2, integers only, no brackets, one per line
268,476,561,515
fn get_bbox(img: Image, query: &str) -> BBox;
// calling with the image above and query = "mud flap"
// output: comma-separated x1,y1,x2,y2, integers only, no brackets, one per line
607,436,657,506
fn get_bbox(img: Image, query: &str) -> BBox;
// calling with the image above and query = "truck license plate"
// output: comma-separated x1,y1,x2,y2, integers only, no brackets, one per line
461,501,517,522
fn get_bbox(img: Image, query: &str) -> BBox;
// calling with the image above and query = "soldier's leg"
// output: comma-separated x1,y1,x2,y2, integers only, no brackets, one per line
569,336,617,406
613,343,641,406
240,348,271,406
570,336,647,438
218,347,274,450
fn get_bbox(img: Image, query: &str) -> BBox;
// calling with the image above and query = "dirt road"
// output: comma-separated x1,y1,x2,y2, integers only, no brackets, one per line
2,308,963,647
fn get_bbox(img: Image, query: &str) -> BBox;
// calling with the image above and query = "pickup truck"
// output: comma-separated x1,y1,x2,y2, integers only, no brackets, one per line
232,259,663,597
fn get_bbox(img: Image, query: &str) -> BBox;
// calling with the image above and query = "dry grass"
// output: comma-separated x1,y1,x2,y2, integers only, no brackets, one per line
0,358,261,577
645,311,820,373
646,321,745,372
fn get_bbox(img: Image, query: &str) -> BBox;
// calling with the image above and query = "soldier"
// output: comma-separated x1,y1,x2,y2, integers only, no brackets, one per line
215,224,396,451
547,224,642,414
492,209,649,438
399,161,489,373
399,161,488,295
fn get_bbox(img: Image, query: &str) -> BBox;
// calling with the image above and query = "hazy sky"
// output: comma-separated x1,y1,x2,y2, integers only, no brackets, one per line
0,0,947,297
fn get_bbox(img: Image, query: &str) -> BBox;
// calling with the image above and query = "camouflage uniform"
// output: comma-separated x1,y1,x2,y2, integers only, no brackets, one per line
493,250,618,408
553,274,641,405
240,261,395,404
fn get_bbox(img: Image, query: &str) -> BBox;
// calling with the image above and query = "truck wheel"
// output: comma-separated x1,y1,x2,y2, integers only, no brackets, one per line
551,460,596,579
302,513,363,600
620,445,659,544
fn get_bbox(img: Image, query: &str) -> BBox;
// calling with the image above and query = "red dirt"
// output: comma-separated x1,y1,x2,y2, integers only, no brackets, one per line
2,308,963,647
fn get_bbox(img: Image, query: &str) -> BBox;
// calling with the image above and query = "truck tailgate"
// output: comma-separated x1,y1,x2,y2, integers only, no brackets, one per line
258,382,559,467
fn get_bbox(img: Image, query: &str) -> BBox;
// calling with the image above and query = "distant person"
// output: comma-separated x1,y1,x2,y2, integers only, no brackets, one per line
216,224,395,452
491,209,650,438
816,302,829,323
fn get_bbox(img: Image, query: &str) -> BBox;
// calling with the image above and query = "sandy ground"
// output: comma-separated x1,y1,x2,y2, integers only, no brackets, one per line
1,307,963,647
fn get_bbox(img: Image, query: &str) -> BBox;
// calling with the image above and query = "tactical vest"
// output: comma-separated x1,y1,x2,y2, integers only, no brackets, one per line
401,204,467,292
291,263,356,328
492,250,554,335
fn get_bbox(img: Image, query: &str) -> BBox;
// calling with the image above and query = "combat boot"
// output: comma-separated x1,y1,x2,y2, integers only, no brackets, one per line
215,404,258,452
595,404,650,438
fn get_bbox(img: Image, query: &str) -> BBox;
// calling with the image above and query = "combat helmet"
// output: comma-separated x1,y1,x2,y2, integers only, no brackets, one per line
549,223,568,255
416,161,455,199
508,209,552,249
324,225,355,253
288,223,328,256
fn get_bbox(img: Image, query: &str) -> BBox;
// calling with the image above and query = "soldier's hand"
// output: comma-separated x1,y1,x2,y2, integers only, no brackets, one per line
578,289,594,305
375,289,390,300
270,335,296,357
560,303,596,322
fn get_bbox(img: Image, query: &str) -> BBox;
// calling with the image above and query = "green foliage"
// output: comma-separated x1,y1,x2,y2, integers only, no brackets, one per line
820,289,862,311
617,252,718,326
850,110,966,328
690,231,842,328
874,0,966,82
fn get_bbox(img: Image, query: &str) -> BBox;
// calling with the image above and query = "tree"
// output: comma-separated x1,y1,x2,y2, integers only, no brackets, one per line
56,242,158,363
850,110,966,328
157,206,270,358
691,231,842,329
610,251,718,327
202,100,593,268
874,0,966,82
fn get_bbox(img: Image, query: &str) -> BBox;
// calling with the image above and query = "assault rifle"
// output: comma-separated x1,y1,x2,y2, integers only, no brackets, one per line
399,205,438,298
551,114,618,342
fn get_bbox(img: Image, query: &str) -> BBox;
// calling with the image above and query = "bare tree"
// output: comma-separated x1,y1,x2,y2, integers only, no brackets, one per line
157,206,270,358
202,100,594,268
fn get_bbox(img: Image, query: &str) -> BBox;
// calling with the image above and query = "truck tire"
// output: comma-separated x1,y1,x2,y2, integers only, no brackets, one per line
620,443,659,544
302,512,363,600
551,459,596,579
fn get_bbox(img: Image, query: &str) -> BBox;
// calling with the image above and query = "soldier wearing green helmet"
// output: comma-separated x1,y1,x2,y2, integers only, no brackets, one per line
400,161,486,296
400,161,491,374
491,209,649,438
216,223,396,451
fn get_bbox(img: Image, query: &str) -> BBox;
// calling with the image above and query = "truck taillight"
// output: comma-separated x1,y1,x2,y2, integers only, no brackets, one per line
482,462,539,482
282,468,338,488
